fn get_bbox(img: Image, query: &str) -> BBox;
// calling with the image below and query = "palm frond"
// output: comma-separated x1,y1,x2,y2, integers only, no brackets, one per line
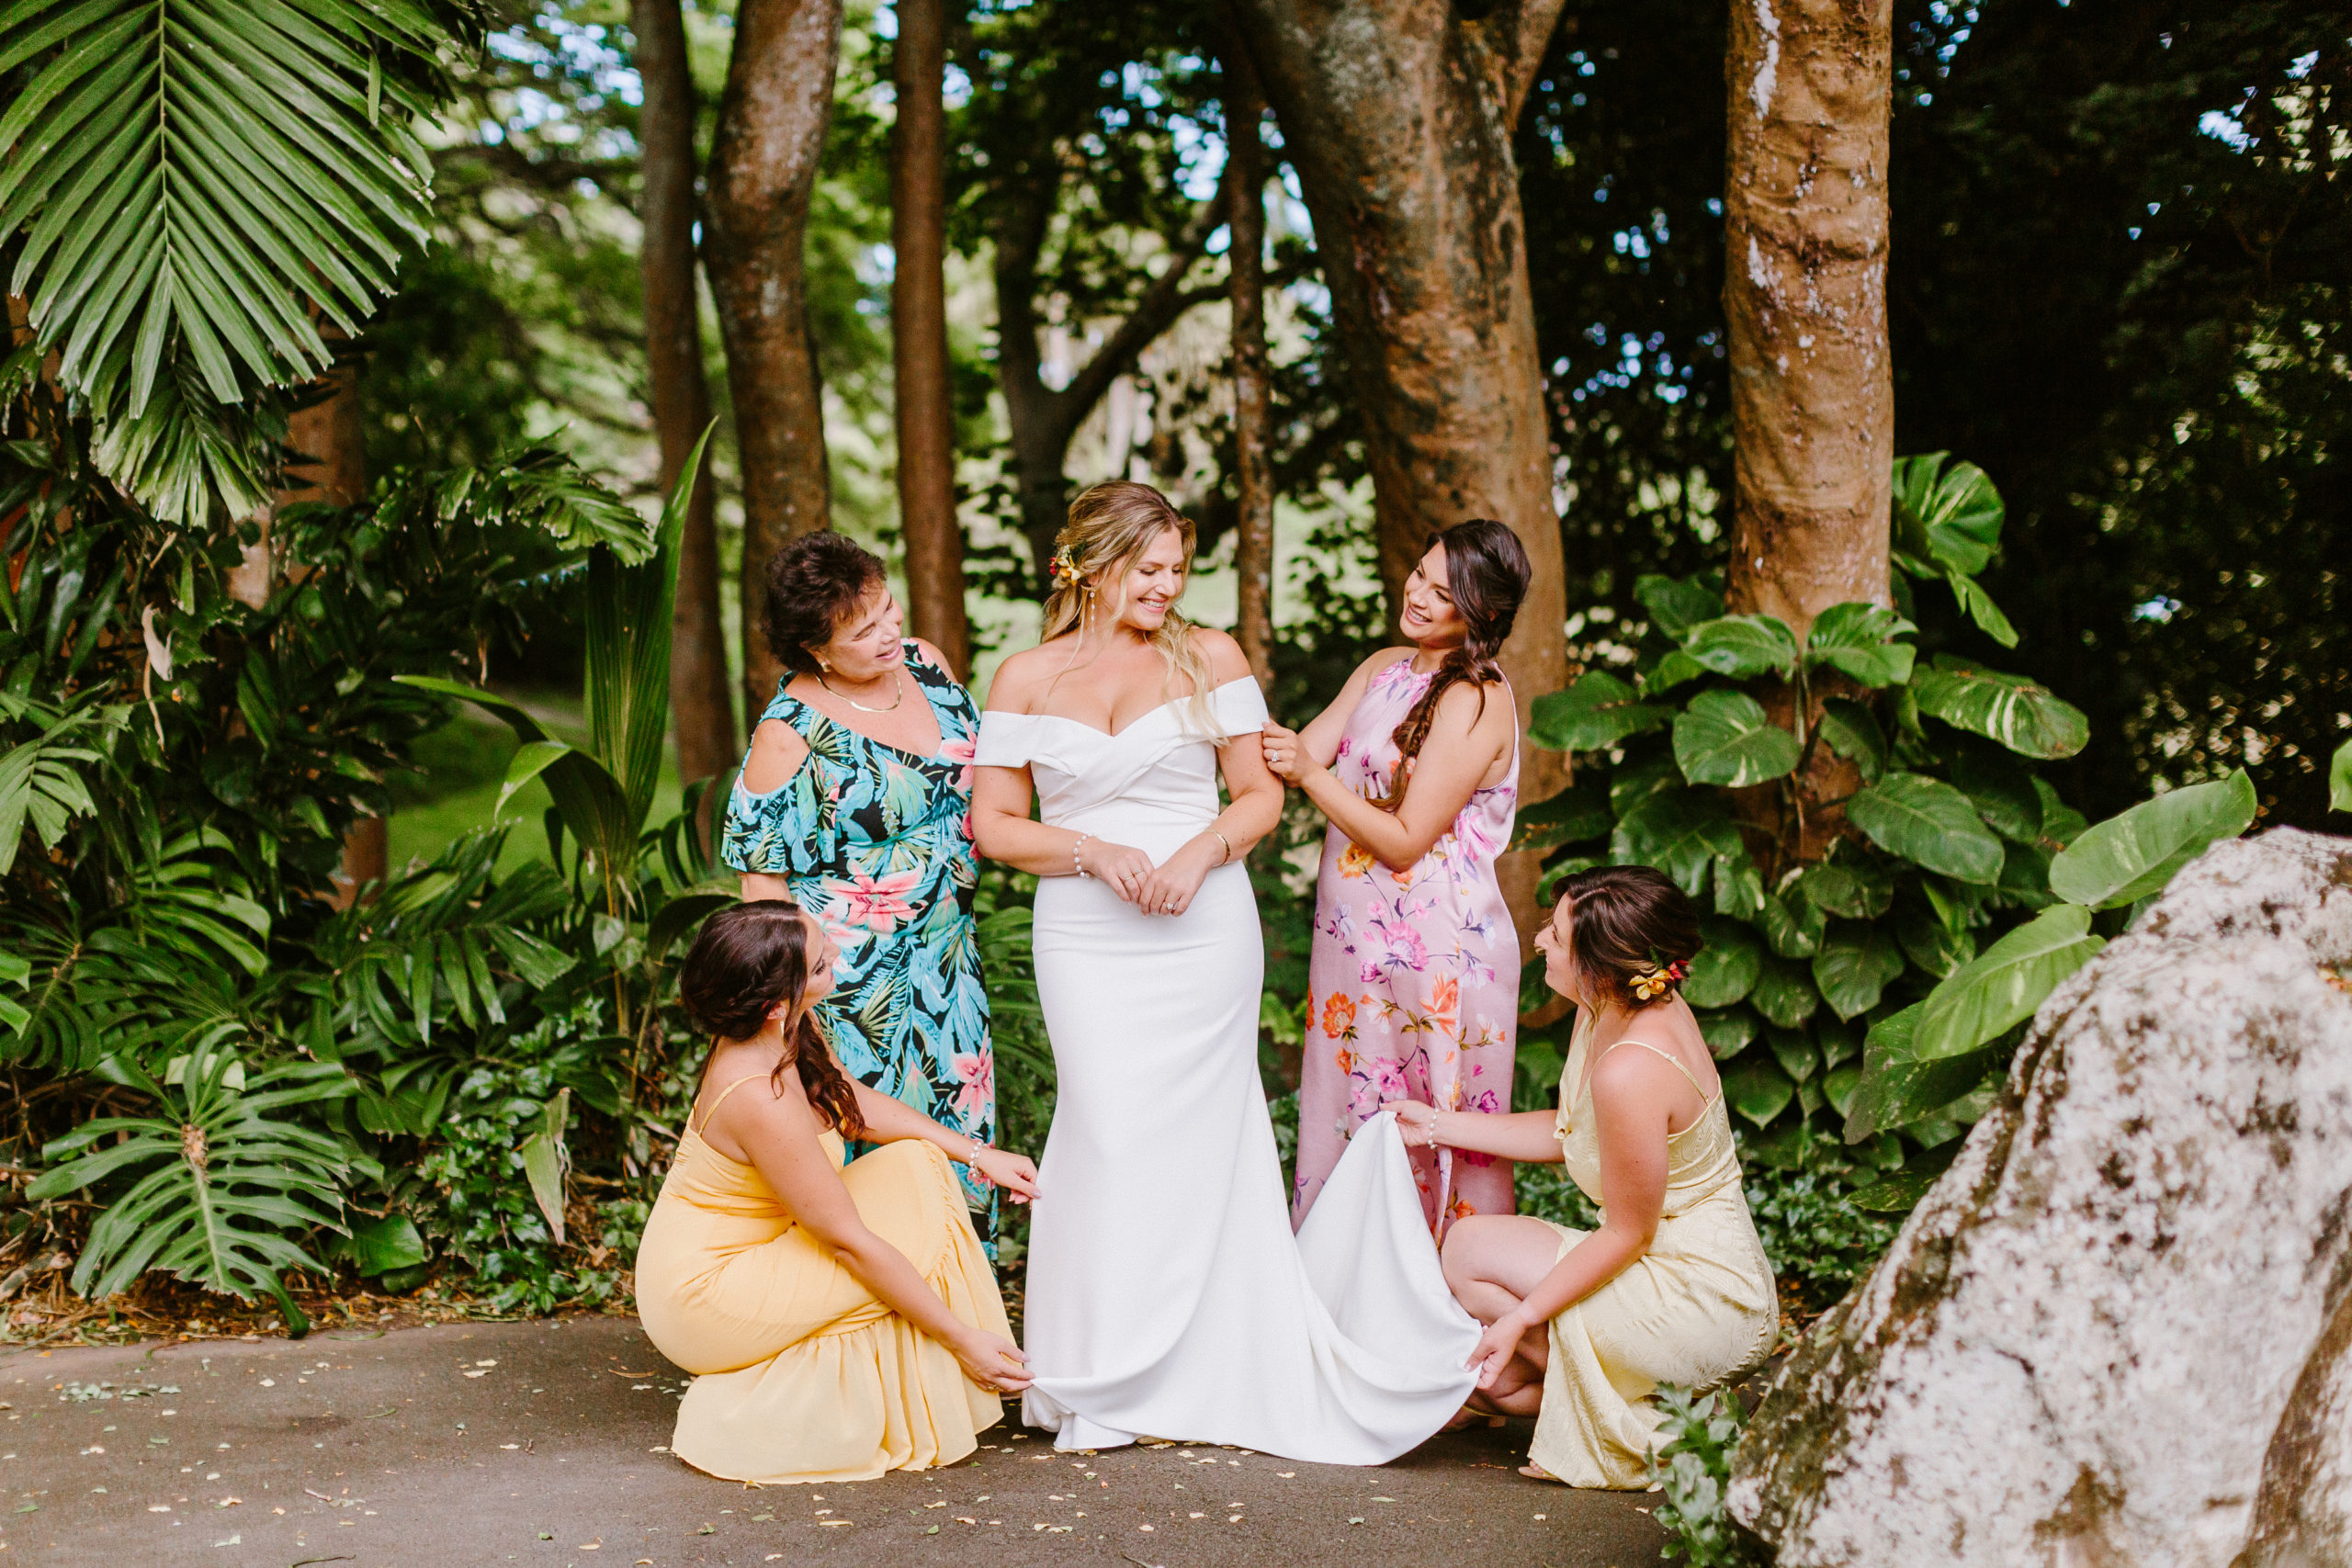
0,0,448,518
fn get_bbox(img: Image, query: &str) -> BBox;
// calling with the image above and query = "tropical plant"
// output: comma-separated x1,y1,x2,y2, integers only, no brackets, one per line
401,426,728,1033
1522,455,2259,1208
1646,1384,1770,1567
27,1038,373,1334
0,0,473,523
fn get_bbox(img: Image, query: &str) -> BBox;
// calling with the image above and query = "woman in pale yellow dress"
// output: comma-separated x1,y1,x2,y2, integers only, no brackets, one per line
1395,864,1776,1486
635,900,1039,1484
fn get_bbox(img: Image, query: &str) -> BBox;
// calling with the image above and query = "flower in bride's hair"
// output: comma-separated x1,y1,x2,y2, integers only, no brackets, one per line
1049,547,1083,587
1628,964,1670,1002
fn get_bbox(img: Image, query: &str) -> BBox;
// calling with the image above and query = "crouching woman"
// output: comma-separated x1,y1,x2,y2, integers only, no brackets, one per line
636,900,1038,1484
1394,865,1777,1486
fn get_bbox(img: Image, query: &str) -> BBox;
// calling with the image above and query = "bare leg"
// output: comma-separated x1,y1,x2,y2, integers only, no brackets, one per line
1442,1215,1577,1424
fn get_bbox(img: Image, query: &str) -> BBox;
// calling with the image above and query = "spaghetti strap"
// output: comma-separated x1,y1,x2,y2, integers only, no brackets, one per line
1600,1037,1711,1099
691,1073,771,1136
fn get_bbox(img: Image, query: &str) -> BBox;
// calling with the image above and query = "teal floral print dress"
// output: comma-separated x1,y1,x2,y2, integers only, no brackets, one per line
720,642,995,1250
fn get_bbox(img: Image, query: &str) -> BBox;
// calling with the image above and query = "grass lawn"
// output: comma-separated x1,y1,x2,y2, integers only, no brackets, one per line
386,692,694,879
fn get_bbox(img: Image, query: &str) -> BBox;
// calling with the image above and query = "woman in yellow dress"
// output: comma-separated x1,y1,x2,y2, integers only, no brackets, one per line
1395,864,1776,1486
636,900,1039,1485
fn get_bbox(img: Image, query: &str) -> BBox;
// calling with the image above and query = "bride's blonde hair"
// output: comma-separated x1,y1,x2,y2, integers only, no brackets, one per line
1041,480,1217,733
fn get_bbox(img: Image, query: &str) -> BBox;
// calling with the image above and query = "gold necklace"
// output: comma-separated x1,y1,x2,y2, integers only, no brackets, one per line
820,669,905,713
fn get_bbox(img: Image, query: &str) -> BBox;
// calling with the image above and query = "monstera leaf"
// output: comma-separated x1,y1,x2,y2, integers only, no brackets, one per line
29,1041,368,1334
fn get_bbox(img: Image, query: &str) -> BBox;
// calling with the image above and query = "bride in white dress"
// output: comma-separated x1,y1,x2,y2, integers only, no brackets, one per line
971,481,1478,1463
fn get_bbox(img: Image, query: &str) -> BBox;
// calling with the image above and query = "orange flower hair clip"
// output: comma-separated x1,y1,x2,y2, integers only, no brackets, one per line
1049,547,1085,589
1628,957,1690,1002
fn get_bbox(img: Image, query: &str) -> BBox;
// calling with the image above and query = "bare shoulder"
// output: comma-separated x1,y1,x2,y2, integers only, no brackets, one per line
983,645,1057,713
741,716,809,793
1360,645,1419,680
1187,626,1252,685
1432,673,1512,729
1589,1038,1681,1104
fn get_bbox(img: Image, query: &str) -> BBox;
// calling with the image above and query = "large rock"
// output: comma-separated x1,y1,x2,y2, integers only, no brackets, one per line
1730,828,2352,1567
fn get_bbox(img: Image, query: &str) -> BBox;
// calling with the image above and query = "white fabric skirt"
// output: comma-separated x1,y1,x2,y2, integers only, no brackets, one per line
1019,862,1480,1464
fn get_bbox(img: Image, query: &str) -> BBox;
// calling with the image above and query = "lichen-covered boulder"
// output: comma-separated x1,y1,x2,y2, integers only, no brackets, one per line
1729,828,2352,1568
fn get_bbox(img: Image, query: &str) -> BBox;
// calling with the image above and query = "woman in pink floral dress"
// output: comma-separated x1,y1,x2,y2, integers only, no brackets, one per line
1261,520,1532,1235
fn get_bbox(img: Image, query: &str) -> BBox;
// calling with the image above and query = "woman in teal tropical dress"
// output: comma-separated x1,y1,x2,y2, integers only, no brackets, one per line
722,534,997,1250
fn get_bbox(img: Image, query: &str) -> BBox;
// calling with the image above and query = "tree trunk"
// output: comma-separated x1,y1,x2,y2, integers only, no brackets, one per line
632,0,738,785
1723,0,1894,632
705,0,842,720
1723,0,1894,863
1225,0,1570,950
890,0,967,675
992,175,1225,591
270,341,386,907
1225,48,1276,690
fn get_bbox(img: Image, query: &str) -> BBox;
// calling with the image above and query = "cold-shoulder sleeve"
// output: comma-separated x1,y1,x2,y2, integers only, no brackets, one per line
973,710,1035,768
1211,677,1270,739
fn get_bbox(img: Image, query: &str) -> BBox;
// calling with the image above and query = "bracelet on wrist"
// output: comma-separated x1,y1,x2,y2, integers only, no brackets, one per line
1210,828,1232,865
1071,833,1093,878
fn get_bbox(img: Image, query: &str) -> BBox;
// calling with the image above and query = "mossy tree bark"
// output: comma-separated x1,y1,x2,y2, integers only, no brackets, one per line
1224,0,1571,947
1723,0,1894,863
706,0,842,718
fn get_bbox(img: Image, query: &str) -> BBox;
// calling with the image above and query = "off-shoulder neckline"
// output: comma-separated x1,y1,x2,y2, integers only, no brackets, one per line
985,675,1262,741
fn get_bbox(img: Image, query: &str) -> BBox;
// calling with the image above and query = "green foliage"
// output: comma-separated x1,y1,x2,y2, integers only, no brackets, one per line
1526,457,2262,1207
409,1009,632,1316
2047,772,2259,909
28,1040,372,1333
2335,741,2352,815
1647,1386,1770,1567
4,384,717,1319
0,0,465,524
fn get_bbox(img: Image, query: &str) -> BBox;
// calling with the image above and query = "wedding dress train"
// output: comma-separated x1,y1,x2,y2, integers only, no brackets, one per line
977,677,1479,1464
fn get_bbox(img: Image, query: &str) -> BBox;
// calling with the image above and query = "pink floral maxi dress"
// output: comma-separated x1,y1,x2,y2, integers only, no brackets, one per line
1290,657,1521,1235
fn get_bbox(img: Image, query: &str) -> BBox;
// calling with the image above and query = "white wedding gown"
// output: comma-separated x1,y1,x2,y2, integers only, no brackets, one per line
976,676,1480,1463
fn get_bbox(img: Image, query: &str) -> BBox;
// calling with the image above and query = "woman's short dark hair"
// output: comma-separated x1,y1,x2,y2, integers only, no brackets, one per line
678,900,865,1136
763,533,887,676
1554,864,1702,1010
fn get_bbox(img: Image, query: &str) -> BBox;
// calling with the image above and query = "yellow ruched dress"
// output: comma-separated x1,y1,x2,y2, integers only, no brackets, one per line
633,1077,1010,1484
1526,1019,1778,1488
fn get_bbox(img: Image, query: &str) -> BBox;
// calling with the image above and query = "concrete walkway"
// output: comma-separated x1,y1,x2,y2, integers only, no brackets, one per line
0,1316,1662,1566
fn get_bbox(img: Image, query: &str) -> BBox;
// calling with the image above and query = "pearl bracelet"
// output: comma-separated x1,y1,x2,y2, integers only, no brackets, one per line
1072,833,1093,878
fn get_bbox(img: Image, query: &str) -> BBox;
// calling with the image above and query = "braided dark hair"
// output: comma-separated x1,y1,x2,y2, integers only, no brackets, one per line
1375,519,1532,811
678,901,865,1137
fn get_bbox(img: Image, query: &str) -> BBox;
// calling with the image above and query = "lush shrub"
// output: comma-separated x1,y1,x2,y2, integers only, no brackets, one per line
1648,1385,1771,1567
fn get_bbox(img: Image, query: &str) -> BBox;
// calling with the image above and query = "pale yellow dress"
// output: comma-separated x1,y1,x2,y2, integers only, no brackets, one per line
633,1075,1010,1483
1526,1019,1778,1488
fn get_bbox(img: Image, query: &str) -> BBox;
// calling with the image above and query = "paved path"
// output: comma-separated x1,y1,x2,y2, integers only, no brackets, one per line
0,1316,1662,1566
